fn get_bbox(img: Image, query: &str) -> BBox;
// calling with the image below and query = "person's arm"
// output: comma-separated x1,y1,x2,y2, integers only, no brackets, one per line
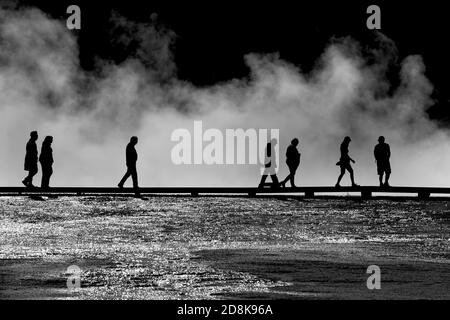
125,146,131,164
387,145,391,159
128,146,138,163
33,143,38,160
264,146,272,167
26,142,33,156
287,146,295,159
345,146,355,163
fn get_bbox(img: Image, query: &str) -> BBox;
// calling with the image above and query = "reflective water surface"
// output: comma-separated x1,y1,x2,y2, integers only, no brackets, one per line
0,196,449,299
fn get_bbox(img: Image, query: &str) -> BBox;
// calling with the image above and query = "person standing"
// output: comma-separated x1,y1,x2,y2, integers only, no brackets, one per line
258,139,280,188
280,138,301,188
335,136,359,187
22,131,39,188
118,136,139,190
374,136,391,187
39,136,54,189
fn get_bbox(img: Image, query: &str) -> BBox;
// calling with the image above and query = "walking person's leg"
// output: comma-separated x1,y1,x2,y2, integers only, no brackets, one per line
348,166,355,185
118,169,131,188
280,174,290,187
280,161,291,187
41,166,47,188
42,166,52,188
47,167,53,188
25,167,38,187
289,166,297,187
258,175,268,188
131,166,138,189
31,168,38,186
271,174,280,188
129,166,140,196
336,167,345,187
385,171,390,186
377,163,383,187
23,171,31,186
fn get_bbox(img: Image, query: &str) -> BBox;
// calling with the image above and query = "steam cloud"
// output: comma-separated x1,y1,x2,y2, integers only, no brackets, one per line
0,6,449,187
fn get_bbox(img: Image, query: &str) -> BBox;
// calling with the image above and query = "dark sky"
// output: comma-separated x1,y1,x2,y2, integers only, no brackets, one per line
11,0,450,121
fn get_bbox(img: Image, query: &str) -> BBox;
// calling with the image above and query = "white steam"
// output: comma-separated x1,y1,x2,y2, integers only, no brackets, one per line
0,7,449,187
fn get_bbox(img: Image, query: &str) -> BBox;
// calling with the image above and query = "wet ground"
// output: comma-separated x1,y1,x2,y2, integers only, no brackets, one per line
0,196,449,299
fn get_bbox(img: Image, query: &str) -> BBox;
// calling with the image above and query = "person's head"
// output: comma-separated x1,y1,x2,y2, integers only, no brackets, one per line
378,136,385,143
30,131,38,141
270,138,278,146
343,136,351,144
291,138,299,147
43,136,53,145
130,136,138,145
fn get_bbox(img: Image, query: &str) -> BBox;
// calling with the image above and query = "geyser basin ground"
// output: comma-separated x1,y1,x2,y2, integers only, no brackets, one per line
0,196,449,299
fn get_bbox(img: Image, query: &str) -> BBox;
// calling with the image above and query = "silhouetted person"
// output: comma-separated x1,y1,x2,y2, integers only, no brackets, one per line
335,136,359,187
39,136,54,189
258,139,280,188
118,136,139,190
280,138,301,188
374,136,391,187
22,131,38,188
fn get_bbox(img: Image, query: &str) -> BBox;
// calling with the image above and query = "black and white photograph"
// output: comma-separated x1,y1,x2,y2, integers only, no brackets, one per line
0,0,449,312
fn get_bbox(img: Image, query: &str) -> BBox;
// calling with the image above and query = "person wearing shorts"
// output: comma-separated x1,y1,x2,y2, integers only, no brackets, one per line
374,136,391,187
335,136,359,188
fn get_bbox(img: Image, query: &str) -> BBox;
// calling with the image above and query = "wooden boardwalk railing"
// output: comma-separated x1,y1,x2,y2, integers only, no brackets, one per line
1,186,450,199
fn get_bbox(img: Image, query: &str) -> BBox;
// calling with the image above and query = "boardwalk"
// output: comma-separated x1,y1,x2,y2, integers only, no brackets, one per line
0,186,449,199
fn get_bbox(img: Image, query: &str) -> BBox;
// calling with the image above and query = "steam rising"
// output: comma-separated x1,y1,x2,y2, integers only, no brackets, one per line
1,6,449,187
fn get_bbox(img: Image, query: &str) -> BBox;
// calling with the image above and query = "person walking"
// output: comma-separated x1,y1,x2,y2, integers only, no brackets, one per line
335,136,359,187
374,136,391,187
258,139,280,188
39,136,54,189
118,136,139,190
280,138,301,188
22,131,39,188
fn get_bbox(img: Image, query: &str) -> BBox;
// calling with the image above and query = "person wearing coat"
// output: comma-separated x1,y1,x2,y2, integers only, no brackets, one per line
39,136,54,189
22,131,39,188
280,138,301,188
118,136,139,189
